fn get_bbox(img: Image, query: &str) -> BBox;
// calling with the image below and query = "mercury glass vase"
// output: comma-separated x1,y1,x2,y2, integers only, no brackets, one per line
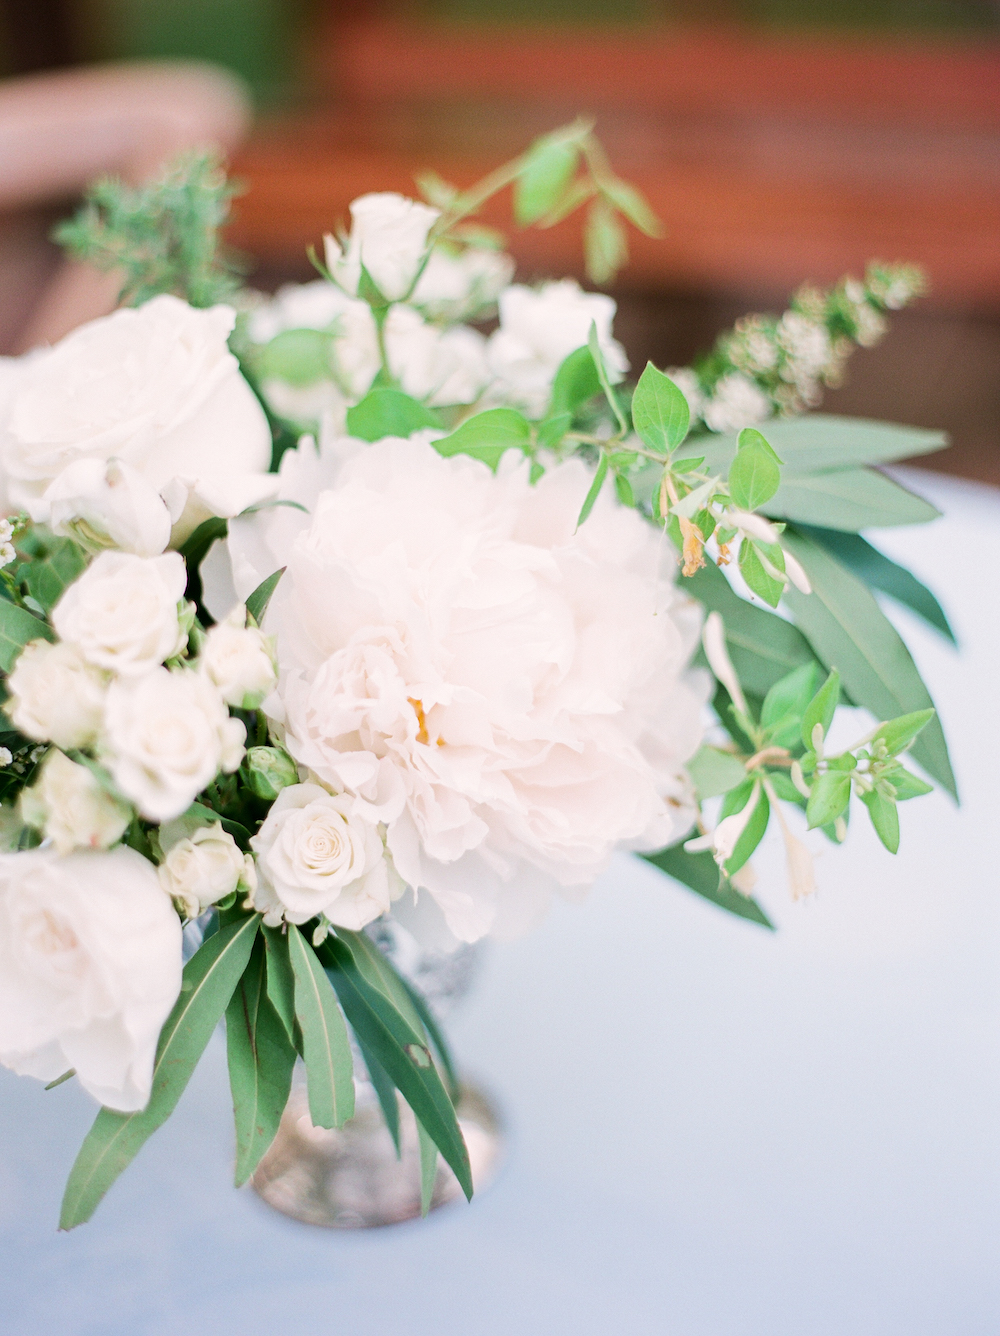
249,917,504,1229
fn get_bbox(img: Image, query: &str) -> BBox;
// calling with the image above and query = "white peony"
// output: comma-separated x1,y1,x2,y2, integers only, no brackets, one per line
230,436,706,942
702,372,772,434
199,604,277,708
158,820,254,919
410,246,515,321
5,639,107,748
52,550,187,677
324,193,440,303
249,782,399,930
0,294,276,545
384,305,490,407
486,280,629,416
20,749,131,855
103,667,245,822
0,844,182,1111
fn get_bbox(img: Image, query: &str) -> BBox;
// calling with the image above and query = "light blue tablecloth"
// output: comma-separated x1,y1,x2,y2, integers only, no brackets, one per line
2,471,998,1335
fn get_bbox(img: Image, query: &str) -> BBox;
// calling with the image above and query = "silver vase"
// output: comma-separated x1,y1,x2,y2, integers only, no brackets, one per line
250,917,504,1228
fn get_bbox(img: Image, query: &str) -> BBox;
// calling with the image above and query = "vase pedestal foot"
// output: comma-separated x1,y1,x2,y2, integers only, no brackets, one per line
250,1081,503,1229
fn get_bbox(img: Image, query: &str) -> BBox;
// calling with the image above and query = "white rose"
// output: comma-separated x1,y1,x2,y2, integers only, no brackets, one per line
158,820,254,919
324,193,440,303
44,457,173,557
410,246,515,321
52,550,187,676
236,437,705,943
20,749,131,855
5,639,108,748
486,280,629,416
103,667,246,822
0,294,276,545
249,782,398,930
199,604,277,708
0,844,182,1111
384,306,490,407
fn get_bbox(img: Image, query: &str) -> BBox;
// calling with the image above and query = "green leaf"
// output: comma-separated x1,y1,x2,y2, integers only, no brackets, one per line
21,536,87,614
761,662,821,735
178,515,229,613
801,668,841,750
59,915,260,1229
686,562,820,697
763,469,939,531
288,925,355,1130
724,784,770,877
514,137,579,226
587,322,627,435
861,787,899,853
687,745,748,801
600,177,663,237
346,388,441,442
640,844,773,928
245,567,285,627
537,410,572,450
728,428,782,511
320,936,473,1200
259,328,333,387
631,362,690,453
0,599,54,672
548,345,601,418
226,937,296,1185
434,408,532,471
887,766,934,801
873,708,935,756
795,526,955,644
584,198,627,286
416,1117,438,1217
693,416,948,478
806,770,852,829
576,452,609,529
356,1035,402,1156
261,925,298,1049
782,530,956,798
739,539,784,608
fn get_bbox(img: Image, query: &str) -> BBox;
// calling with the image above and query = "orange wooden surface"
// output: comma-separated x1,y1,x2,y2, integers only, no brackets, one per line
228,20,1000,307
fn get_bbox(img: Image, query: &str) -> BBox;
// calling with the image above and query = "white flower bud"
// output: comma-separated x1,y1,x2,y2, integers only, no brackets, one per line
5,639,107,749
52,550,187,676
324,193,440,302
158,821,255,919
44,457,173,557
20,749,130,855
199,605,277,709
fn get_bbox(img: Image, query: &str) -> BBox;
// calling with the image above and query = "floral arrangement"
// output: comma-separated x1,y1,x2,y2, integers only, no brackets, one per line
0,122,954,1229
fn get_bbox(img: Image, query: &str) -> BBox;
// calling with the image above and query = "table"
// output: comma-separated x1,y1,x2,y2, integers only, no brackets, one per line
2,469,998,1335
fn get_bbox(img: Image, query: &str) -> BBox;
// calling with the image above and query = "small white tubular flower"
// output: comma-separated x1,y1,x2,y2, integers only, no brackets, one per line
702,373,772,434
702,612,749,717
20,749,131,855
5,640,107,748
52,550,187,676
242,437,706,943
324,193,440,303
0,844,182,1112
410,246,515,321
199,604,277,709
0,294,274,545
781,548,812,595
486,280,628,416
103,667,246,822
728,509,781,545
384,305,490,407
685,782,760,868
249,782,399,930
44,457,173,557
158,821,255,919
770,794,816,900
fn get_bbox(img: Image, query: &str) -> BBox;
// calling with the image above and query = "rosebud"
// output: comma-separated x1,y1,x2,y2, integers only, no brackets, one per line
244,746,298,801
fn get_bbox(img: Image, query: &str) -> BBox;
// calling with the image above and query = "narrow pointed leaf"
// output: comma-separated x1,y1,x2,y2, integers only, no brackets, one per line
861,787,900,853
692,416,947,478
246,568,285,628
356,1035,402,1156
59,914,260,1229
801,669,841,750
873,708,935,756
416,1117,438,1217
226,937,296,1185
640,845,773,929
261,925,298,1049
288,926,354,1130
548,346,600,418
587,322,627,435
576,451,608,529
